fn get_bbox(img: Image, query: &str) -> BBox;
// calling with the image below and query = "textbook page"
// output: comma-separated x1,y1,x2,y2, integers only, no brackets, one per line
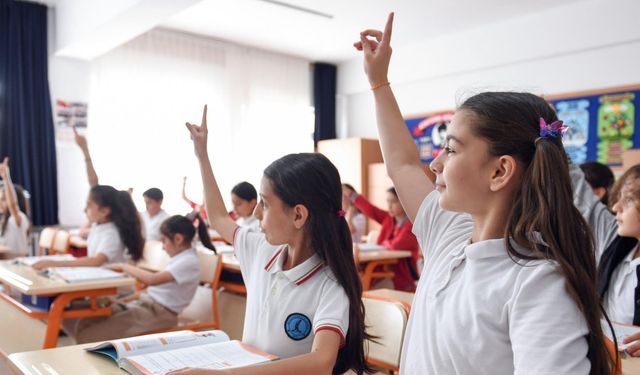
123,341,276,375
17,254,75,266
86,330,229,360
602,319,640,351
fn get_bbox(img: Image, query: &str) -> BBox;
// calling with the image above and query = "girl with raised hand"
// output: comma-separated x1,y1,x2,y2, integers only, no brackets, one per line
354,13,613,375
0,157,30,257
171,106,372,374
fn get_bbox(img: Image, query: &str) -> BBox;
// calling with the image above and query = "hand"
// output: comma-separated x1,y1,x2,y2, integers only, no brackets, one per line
623,329,640,357
185,105,209,159
0,157,9,180
107,263,127,273
32,260,57,270
73,126,89,151
353,12,394,87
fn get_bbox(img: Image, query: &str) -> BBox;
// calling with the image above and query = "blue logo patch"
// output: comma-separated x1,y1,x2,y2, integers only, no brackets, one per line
284,313,311,341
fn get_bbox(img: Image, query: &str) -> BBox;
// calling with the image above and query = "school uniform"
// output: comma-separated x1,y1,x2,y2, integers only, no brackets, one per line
353,195,419,291
400,191,590,375
141,209,170,241
72,248,200,343
236,215,260,232
571,165,640,324
0,211,29,256
233,226,349,359
86,222,127,264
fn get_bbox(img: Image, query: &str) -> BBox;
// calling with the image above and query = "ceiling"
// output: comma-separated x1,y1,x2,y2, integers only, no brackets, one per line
161,0,589,63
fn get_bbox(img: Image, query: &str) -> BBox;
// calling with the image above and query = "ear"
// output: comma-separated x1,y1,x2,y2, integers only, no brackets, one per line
98,205,111,218
489,155,518,192
593,187,607,200
173,233,185,245
292,204,309,229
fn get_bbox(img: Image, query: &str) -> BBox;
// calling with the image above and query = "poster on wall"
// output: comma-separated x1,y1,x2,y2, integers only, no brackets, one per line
404,112,454,163
55,99,87,141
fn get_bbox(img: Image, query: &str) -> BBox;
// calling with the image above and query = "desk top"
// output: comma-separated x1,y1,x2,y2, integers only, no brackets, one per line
0,261,135,295
0,244,11,253
9,342,121,375
364,288,414,306
359,250,411,262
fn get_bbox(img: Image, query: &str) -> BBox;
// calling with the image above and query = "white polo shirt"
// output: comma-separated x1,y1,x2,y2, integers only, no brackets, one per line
234,226,349,359
400,191,590,375
235,215,260,232
147,247,200,313
141,209,170,241
604,246,640,324
87,222,126,264
0,211,29,255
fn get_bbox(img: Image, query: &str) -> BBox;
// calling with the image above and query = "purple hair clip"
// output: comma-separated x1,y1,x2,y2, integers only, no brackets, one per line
539,118,568,139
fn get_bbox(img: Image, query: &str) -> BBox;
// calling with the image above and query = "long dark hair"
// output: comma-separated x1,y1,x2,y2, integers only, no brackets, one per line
185,211,216,253
160,214,215,254
460,92,614,375
89,185,144,262
264,153,373,374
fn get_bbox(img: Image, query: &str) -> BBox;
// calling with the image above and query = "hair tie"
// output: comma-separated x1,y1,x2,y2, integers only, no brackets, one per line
539,118,568,139
337,209,346,217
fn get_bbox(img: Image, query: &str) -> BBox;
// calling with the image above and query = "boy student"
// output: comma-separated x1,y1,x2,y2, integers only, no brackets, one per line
142,187,170,241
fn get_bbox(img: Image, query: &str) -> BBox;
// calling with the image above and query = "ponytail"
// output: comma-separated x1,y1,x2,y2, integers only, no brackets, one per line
89,185,144,262
186,211,216,253
461,92,615,375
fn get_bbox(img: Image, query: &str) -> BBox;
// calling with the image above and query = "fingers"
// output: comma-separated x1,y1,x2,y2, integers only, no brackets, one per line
360,29,383,42
2,157,8,166
382,12,394,45
201,104,208,130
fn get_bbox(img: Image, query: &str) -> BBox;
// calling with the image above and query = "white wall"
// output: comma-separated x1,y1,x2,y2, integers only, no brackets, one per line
338,0,640,138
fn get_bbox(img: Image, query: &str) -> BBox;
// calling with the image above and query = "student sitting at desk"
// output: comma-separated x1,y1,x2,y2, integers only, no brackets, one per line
0,157,30,257
343,185,419,292
141,187,171,241
33,130,144,269
67,215,203,343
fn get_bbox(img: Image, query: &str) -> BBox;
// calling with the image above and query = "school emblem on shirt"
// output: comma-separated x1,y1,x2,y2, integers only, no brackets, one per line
284,313,311,341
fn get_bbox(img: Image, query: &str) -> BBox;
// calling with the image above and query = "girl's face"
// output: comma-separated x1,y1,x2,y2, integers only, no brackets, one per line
161,233,186,257
612,183,640,239
429,110,497,214
254,177,296,245
84,197,110,224
231,194,256,219
386,192,405,218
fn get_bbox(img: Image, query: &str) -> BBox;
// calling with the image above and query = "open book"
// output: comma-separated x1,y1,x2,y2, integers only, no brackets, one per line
49,267,127,283
357,244,386,252
85,330,277,375
16,254,76,266
601,319,640,351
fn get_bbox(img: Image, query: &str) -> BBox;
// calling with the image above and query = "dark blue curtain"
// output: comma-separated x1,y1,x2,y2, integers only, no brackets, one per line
313,63,337,145
0,0,58,225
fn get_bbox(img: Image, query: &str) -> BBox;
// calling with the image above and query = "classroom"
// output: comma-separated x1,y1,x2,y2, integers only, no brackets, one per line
1,0,640,374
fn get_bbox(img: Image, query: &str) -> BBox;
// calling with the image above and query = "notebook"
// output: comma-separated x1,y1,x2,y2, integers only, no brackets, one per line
85,330,276,375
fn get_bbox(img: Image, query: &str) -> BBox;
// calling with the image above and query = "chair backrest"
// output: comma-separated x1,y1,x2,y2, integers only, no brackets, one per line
362,296,409,372
51,230,71,253
178,250,223,329
366,230,380,245
141,241,169,271
37,227,57,256
604,336,622,375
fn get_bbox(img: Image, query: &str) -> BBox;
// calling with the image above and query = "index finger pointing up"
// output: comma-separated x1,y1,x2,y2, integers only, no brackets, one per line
382,12,394,45
201,104,208,129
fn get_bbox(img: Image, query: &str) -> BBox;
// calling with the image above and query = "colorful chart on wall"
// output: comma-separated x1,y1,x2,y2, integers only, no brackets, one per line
404,112,454,163
550,89,639,166
405,86,640,166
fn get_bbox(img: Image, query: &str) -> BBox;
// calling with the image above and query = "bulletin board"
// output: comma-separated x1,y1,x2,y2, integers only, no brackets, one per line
404,84,640,166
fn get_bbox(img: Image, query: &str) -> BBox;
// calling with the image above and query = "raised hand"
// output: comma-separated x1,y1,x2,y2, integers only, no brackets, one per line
0,157,9,180
185,105,209,159
73,126,89,152
353,12,394,87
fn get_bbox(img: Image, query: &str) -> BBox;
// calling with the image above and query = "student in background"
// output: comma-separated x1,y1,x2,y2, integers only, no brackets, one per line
141,187,171,241
0,157,30,257
573,163,640,356
580,161,615,206
67,215,202,343
172,106,372,375
343,185,418,291
341,183,366,244
32,132,144,269
354,14,613,374
182,176,208,223
231,181,259,232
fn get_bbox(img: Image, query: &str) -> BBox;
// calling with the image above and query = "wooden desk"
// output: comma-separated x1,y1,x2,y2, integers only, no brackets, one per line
623,356,640,375
364,288,414,307
0,244,11,254
0,261,135,349
358,250,412,291
9,342,123,375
